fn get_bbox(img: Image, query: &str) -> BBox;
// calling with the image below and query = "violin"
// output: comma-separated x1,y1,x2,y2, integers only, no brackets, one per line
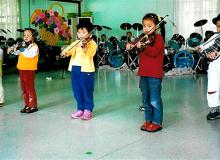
8,41,30,54
127,33,155,51
81,36,92,48
138,33,155,51
16,41,30,49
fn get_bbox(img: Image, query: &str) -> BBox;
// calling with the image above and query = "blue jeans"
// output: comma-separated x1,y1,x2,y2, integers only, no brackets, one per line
140,76,163,125
71,66,95,112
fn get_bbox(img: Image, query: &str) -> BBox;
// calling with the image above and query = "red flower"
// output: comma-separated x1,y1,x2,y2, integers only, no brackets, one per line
54,11,58,17
58,31,63,35
42,17,47,22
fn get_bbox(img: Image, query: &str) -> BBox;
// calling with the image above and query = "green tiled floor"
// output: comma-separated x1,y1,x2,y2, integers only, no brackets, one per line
0,69,219,160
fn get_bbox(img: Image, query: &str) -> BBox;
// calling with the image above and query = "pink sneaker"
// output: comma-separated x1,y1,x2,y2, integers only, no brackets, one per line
71,110,84,119
81,110,93,120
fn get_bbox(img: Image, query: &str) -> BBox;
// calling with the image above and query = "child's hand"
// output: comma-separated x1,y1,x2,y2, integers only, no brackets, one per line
126,43,134,50
7,47,13,54
136,42,142,48
7,45,17,54
206,51,218,60
60,49,66,58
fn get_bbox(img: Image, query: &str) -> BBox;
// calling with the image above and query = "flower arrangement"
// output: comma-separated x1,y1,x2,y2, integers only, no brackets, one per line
31,3,72,45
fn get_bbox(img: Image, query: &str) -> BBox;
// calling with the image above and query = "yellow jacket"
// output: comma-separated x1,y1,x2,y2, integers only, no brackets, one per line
17,43,39,70
65,39,97,72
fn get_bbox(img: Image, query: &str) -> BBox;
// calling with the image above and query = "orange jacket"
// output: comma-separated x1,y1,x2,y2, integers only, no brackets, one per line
17,43,39,70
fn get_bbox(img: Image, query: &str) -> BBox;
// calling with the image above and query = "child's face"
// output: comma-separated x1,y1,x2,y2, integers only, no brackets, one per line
142,19,156,35
127,32,132,38
24,30,33,42
77,28,89,40
216,20,220,33
101,36,106,41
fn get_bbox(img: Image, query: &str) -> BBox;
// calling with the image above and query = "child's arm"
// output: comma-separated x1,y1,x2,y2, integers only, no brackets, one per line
61,40,80,57
20,45,38,58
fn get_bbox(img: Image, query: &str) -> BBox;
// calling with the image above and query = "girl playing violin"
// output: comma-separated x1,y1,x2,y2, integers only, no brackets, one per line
126,13,165,132
7,28,39,113
60,21,97,120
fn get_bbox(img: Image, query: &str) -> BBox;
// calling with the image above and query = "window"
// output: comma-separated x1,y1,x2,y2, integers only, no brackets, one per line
174,0,220,39
0,0,19,39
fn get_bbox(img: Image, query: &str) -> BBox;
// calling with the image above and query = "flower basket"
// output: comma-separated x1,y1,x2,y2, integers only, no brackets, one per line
31,3,72,46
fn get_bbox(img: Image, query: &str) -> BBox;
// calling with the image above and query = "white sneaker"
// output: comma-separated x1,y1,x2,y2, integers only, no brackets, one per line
46,76,52,80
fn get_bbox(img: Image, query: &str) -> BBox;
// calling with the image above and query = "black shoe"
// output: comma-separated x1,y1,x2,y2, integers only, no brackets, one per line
139,106,146,111
0,103,3,107
207,109,220,120
25,107,38,113
20,106,29,113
